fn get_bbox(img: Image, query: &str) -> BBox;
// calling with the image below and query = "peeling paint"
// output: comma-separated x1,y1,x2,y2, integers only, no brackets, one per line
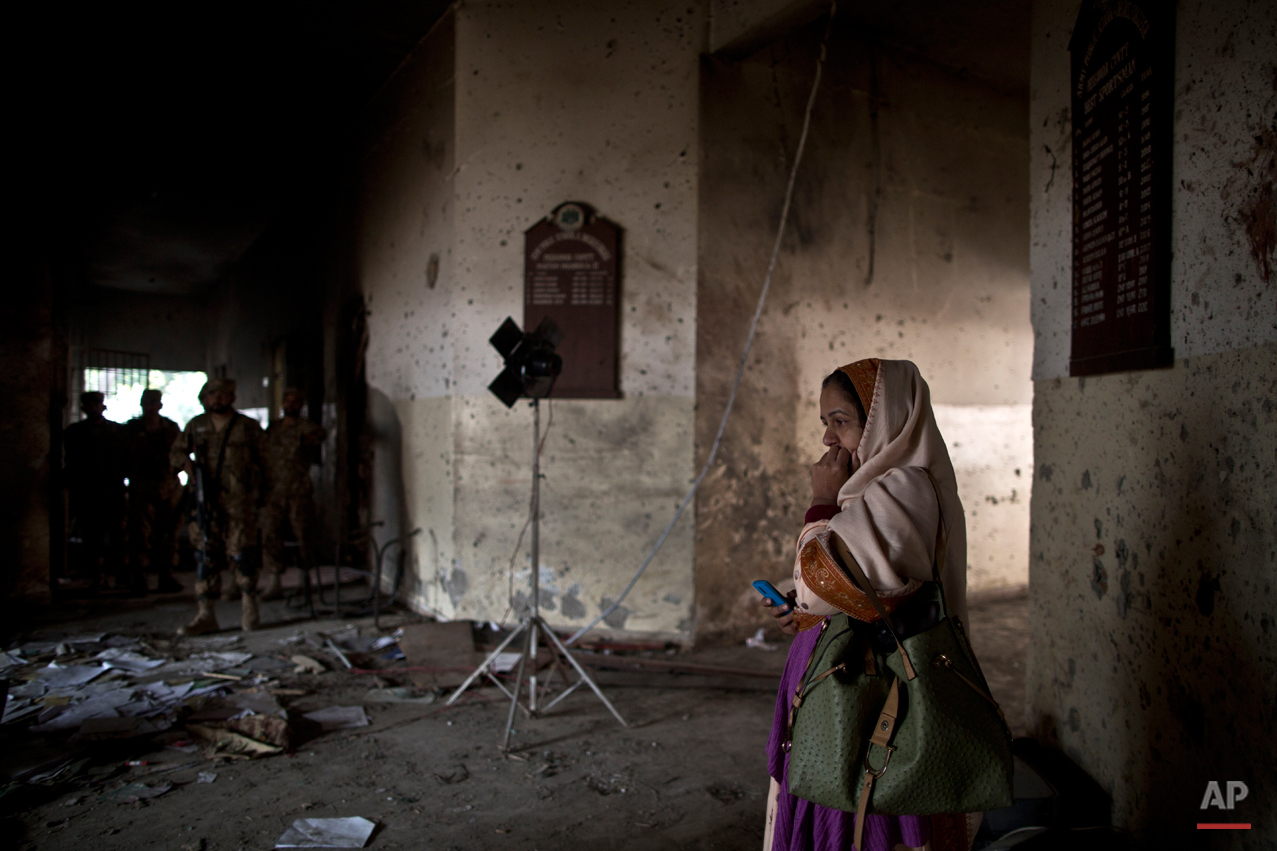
599,597,632,630
560,584,586,619
444,565,468,608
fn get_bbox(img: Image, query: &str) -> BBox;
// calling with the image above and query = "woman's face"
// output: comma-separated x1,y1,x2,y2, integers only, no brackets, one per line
820,384,865,460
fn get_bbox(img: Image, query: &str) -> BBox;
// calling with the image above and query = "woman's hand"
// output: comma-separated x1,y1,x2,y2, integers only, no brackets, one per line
811,446,852,504
762,592,799,636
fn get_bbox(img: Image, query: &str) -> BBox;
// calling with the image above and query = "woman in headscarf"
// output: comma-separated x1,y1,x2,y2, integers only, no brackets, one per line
760,359,976,851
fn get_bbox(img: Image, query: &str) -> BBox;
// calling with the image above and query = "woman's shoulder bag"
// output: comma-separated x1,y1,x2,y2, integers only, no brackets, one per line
783,472,1014,850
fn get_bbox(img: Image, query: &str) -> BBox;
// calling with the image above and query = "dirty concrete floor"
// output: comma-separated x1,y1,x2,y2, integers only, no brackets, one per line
4,582,1026,851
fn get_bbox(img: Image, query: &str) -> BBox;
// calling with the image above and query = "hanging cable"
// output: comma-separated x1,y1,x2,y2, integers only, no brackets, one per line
565,2,837,645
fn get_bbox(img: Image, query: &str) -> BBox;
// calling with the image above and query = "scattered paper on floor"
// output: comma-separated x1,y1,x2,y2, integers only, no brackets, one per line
274,817,376,848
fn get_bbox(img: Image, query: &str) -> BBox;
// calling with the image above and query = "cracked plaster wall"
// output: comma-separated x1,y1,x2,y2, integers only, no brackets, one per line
696,23,1033,641
361,3,702,637
1028,0,1276,843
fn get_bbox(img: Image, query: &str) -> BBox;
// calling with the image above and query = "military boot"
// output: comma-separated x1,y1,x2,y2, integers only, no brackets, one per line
259,568,284,601
241,590,260,632
178,581,220,635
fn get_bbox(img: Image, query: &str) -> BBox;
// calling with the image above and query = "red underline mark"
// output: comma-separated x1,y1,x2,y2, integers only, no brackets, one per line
1197,824,1251,830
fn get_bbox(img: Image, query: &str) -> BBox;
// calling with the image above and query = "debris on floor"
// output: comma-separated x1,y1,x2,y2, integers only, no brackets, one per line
1,612,800,850
274,816,377,848
396,621,485,688
98,781,172,804
187,723,284,758
291,654,326,674
362,686,437,704
301,705,369,731
745,628,778,652
1,624,390,791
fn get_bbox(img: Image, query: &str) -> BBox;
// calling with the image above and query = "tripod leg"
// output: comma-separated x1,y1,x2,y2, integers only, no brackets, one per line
540,620,627,727
446,620,528,706
527,619,539,714
501,626,534,751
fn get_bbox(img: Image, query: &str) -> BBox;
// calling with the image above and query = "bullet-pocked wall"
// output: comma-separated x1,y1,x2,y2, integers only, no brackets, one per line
1028,0,1276,843
361,2,703,638
359,12,457,617
696,22,1033,641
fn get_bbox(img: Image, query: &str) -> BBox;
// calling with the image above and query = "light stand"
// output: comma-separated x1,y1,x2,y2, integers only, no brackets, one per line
446,397,626,749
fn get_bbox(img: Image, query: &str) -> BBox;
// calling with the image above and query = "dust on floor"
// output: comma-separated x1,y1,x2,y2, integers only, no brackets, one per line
2,586,1026,851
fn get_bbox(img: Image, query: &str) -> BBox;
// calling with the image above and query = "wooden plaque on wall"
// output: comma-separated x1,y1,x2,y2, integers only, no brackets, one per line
1068,0,1174,376
524,202,621,398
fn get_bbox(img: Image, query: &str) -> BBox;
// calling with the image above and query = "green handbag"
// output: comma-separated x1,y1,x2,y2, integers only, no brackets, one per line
784,480,1013,848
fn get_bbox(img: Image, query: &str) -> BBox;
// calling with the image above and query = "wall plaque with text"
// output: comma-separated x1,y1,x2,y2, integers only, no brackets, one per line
1069,0,1174,376
524,202,621,398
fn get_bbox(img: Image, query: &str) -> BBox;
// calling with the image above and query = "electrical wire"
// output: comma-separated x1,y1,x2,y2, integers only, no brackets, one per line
565,2,837,645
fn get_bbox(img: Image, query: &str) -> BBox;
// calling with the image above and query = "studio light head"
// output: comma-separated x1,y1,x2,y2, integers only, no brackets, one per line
487,316,564,408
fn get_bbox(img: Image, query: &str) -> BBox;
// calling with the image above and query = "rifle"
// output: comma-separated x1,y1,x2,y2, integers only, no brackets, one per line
189,437,214,581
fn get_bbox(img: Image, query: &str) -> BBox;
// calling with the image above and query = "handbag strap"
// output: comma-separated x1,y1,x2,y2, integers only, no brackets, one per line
829,468,950,681
783,618,834,751
833,543,917,680
854,676,901,851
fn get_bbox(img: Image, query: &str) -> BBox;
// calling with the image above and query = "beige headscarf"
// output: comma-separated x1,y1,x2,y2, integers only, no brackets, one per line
795,359,969,624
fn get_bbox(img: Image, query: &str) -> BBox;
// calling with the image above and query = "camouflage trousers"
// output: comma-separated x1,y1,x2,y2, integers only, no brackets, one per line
189,491,259,585
261,489,316,576
127,487,179,577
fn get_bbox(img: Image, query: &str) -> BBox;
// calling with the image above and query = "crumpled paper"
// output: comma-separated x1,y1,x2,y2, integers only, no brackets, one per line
274,817,376,848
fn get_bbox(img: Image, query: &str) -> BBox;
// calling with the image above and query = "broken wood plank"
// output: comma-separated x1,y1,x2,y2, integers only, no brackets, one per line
397,622,487,689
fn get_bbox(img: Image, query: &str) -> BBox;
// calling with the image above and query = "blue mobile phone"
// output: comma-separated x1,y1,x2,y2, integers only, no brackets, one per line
753,580,793,613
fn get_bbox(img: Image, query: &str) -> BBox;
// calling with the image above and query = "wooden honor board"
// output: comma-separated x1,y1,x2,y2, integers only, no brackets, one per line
1068,0,1174,376
524,202,621,398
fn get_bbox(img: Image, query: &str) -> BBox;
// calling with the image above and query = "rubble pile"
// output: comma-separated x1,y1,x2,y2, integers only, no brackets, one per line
0,624,425,811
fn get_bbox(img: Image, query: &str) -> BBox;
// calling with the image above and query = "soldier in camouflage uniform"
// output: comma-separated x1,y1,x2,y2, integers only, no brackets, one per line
171,378,266,634
260,388,327,600
123,388,183,594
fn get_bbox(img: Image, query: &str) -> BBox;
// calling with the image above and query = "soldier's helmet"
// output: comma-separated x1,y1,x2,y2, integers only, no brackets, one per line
141,388,163,404
80,391,105,406
200,378,237,397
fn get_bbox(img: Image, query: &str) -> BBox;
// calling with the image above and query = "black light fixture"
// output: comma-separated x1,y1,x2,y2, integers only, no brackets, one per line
454,315,627,744
487,316,564,407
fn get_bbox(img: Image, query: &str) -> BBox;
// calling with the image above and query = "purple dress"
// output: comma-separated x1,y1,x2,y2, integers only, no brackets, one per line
767,625,931,851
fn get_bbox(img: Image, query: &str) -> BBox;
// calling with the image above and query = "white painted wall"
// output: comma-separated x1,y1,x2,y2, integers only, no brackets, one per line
361,2,705,638
445,0,704,637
